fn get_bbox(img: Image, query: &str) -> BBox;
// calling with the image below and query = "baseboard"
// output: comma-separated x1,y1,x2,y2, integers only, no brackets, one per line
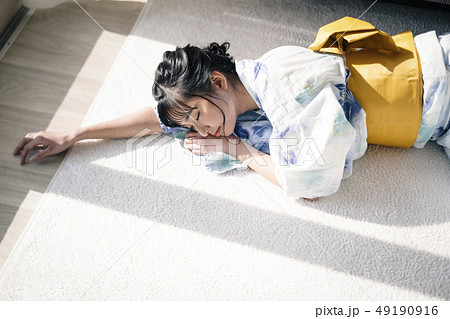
0,5,35,62
383,0,450,11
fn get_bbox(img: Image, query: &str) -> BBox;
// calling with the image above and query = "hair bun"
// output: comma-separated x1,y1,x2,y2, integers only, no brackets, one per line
204,42,231,58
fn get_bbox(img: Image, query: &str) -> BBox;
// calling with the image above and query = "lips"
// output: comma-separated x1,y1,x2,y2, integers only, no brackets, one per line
214,126,221,137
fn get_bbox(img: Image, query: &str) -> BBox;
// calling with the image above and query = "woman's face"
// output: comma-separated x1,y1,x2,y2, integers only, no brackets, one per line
181,94,236,137
180,72,238,137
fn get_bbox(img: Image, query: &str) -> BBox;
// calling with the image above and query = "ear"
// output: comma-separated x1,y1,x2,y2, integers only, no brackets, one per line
210,71,228,90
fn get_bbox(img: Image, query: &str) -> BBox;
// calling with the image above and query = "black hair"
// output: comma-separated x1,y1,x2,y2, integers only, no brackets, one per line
152,42,239,137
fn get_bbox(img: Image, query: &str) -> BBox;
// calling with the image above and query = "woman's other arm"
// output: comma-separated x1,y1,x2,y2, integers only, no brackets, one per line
233,141,281,188
184,133,320,200
234,141,319,201
13,106,163,164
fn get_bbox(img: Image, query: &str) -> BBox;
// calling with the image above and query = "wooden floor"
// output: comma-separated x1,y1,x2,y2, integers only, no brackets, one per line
0,0,146,270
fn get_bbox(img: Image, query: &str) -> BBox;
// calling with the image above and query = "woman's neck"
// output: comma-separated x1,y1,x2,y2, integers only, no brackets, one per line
234,78,259,116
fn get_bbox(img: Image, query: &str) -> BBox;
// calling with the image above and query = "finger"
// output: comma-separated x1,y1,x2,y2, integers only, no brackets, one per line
184,138,194,147
186,131,201,138
185,145,199,155
193,145,207,155
188,138,207,144
190,144,201,151
13,137,32,155
20,139,43,165
29,146,52,163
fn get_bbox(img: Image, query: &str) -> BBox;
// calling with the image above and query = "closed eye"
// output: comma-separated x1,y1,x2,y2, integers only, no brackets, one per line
190,111,200,130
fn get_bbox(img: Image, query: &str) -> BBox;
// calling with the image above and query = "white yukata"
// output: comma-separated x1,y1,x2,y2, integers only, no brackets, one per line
235,46,367,198
413,31,450,156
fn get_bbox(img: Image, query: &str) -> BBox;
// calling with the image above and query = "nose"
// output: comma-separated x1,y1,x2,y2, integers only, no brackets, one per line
198,125,210,137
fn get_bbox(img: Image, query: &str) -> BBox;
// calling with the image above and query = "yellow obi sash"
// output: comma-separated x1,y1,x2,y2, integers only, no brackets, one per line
309,17,422,148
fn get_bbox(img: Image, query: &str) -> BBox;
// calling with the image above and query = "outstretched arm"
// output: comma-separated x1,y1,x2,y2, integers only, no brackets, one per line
13,106,163,164
72,106,163,141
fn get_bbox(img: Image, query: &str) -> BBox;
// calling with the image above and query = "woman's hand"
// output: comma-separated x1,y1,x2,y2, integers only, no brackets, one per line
185,131,283,188
13,130,77,165
183,131,240,156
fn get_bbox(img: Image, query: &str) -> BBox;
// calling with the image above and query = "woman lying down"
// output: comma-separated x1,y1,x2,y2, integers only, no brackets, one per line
13,18,450,200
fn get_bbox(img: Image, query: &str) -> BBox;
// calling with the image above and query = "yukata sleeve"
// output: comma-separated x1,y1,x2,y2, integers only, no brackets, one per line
270,84,357,198
413,31,450,150
254,46,360,197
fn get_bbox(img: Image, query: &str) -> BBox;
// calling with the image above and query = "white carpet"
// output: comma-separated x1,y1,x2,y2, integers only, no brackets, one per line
0,0,449,300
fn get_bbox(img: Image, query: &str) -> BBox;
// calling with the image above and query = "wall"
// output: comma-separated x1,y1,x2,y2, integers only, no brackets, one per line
0,0,22,36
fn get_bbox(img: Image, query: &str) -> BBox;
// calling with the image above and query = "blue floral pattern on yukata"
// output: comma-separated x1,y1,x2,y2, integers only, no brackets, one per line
234,46,370,197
